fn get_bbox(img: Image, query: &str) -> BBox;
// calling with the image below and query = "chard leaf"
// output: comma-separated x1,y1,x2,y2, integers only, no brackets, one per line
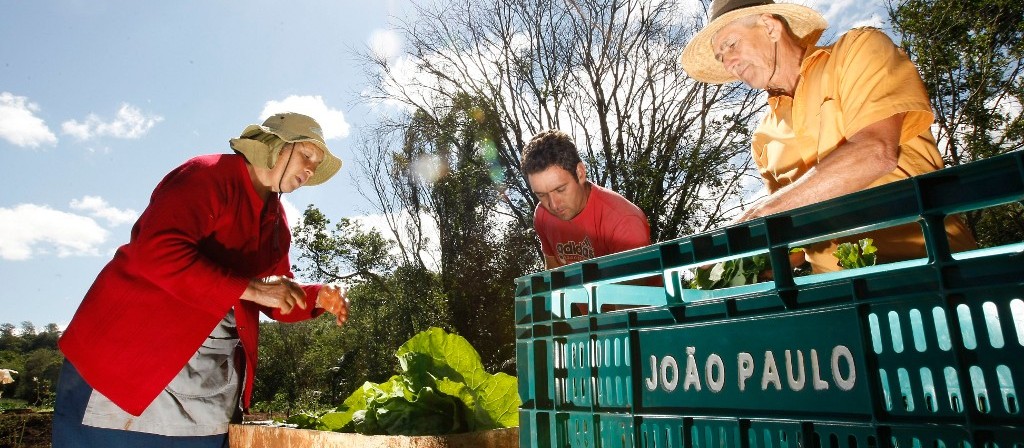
707,262,726,283
396,328,520,430
690,255,770,290
373,385,467,435
472,372,520,429
397,327,488,390
834,238,879,269
318,376,401,433
323,327,520,435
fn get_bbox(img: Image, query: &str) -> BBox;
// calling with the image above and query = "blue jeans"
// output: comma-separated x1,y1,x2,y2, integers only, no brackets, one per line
52,360,229,448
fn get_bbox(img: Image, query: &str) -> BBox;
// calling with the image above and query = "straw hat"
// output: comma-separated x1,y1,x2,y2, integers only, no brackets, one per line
680,0,827,84
229,112,342,186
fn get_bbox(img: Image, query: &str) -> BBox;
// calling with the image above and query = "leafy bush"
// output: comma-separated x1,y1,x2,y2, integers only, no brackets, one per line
287,327,519,435
833,238,878,269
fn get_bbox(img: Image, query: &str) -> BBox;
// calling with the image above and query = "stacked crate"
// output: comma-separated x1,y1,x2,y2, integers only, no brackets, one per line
515,151,1024,447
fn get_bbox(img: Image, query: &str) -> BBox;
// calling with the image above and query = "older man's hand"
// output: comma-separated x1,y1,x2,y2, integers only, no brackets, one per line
734,196,773,223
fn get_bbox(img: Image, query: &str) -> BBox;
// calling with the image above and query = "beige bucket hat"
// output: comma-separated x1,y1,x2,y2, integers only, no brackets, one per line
679,0,827,84
229,112,342,186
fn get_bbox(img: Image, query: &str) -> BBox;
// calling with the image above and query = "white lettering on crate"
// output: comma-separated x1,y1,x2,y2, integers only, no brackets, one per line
644,346,856,394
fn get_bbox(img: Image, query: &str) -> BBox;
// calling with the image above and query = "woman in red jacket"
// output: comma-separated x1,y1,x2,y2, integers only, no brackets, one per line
53,112,350,447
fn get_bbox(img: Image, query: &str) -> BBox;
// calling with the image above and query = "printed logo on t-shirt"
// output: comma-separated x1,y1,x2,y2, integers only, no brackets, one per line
556,236,595,265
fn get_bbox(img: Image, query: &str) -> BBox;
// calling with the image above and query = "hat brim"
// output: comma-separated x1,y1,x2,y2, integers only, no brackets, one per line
235,124,343,186
680,3,827,84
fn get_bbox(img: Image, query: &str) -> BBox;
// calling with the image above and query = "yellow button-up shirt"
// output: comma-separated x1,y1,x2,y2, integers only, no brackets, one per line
752,28,975,272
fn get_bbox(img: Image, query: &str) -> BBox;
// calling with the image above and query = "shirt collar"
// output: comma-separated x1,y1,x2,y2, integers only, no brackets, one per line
767,45,830,106
800,45,830,73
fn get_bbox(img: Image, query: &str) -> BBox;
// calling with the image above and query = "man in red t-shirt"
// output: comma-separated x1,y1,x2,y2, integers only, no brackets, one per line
522,130,651,269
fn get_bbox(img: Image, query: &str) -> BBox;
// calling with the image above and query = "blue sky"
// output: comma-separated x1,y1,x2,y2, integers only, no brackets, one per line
0,0,886,328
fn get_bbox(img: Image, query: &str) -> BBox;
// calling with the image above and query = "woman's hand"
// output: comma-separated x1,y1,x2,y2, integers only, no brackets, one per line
316,284,349,326
241,276,307,314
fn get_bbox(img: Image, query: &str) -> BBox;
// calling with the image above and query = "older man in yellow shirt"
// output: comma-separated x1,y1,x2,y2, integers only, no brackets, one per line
679,0,976,272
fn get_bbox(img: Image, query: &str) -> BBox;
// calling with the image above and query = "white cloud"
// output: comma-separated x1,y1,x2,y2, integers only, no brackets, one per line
281,196,301,229
808,0,856,22
806,0,888,38
0,204,108,261
69,196,139,227
850,13,885,29
259,95,351,140
0,92,58,148
369,29,403,61
61,103,163,141
61,121,91,140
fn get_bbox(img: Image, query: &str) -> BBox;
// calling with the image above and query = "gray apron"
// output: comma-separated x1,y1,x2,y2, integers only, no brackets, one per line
81,309,243,436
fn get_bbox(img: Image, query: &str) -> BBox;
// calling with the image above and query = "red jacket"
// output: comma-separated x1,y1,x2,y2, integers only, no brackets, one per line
59,154,322,416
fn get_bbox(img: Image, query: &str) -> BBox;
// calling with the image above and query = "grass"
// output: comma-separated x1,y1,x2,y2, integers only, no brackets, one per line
0,398,30,411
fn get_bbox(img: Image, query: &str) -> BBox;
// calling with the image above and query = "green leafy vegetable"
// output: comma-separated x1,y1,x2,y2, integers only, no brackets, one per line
690,255,768,290
310,327,520,435
833,238,878,269
284,412,327,431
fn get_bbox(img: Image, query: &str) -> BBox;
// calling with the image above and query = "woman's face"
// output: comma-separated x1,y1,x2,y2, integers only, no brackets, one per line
270,141,324,193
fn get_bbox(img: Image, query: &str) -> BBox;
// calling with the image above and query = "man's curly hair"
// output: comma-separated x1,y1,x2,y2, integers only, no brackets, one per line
521,129,582,181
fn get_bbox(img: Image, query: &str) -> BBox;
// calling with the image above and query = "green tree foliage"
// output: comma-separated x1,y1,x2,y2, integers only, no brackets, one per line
253,315,346,415
335,265,453,384
0,324,23,353
965,203,1024,248
281,207,455,411
292,208,395,284
888,0,1024,165
888,0,1024,247
291,202,454,335
0,323,62,406
407,95,529,372
14,349,62,406
18,323,35,340
353,94,539,373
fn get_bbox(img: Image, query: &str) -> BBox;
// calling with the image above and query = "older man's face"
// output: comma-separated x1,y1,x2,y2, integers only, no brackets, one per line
711,15,777,89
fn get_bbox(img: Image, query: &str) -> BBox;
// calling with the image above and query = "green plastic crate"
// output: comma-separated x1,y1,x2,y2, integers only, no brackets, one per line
515,151,1024,447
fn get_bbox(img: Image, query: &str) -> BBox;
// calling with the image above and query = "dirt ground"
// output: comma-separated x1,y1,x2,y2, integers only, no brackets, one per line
0,411,51,448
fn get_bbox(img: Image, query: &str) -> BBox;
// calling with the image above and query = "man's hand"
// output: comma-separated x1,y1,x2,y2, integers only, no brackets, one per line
316,284,349,326
241,276,307,315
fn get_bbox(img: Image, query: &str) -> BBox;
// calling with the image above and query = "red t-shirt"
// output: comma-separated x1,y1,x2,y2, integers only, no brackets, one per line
534,183,651,267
